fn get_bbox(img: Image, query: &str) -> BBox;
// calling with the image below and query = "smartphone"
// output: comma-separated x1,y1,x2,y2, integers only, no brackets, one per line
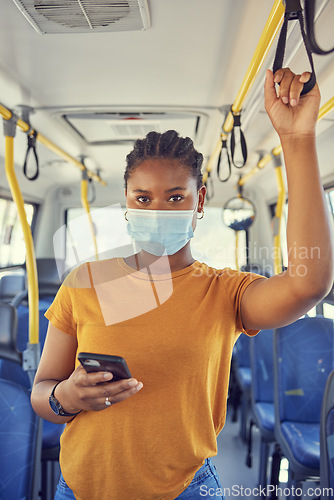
78,352,132,381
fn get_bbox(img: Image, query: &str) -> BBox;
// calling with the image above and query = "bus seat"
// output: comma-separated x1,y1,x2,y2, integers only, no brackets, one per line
0,273,25,303
0,379,41,500
0,261,62,363
0,302,20,364
0,302,41,500
249,329,281,491
228,265,271,438
233,333,253,441
0,259,64,499
274,316,334,489
320,369,334,499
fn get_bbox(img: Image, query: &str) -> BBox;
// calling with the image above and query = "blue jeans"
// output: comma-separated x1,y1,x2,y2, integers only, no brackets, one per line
54,458,223,499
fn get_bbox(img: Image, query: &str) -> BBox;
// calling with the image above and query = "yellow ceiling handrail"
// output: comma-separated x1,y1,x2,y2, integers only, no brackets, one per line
0,103,106,186
223,0,285,134
203,0,285,186
238,94,334,187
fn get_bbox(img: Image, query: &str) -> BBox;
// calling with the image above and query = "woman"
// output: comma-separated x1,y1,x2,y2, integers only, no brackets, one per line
31,68,333,500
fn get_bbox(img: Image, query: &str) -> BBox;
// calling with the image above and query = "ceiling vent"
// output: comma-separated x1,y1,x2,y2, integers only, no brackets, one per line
60,111,207,145
12,0,151,34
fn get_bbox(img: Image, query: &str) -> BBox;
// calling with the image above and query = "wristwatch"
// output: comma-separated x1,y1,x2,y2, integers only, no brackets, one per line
49,381,81,417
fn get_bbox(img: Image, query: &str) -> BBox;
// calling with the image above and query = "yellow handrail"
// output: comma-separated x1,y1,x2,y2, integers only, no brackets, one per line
81,178,99,261
203,0,285,183
0,103,106,186
223,0,285,133
5,135,39,344
318,95,334,121
272,154,286,275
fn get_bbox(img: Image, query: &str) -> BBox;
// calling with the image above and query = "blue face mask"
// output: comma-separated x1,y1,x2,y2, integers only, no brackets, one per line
126,208,196,256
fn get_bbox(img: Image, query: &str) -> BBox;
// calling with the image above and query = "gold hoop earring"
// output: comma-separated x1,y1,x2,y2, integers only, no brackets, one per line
197,210,204,220
124,211,128,221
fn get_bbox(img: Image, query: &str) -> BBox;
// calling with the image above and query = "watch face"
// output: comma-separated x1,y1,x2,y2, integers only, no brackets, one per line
49,395,61,415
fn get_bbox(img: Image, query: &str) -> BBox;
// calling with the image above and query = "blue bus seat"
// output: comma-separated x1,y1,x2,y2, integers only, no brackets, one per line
320,369,334,499
233,333,254,441
0,259,61,389
249,329,277,488
274,316,334,487
0,302,20,364
230,264,271,439
0,259,64,500
234,333,252,389
0,302,41,500
0,379,40,500
0,272,25,303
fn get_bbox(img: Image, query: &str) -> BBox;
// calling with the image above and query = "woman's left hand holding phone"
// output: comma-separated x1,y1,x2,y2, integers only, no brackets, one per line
31,323,143,424
57,365,143,413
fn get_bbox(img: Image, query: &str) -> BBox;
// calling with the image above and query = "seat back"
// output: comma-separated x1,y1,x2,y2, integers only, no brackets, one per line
0,273,25,302
250,329,274,404
0,303,41,500
0,258,61,388
234,333,251,368
0,379,40,500
274,316,334,425
0,302,28,387
0,302,20,364
35,258,62,297
320,370,334,498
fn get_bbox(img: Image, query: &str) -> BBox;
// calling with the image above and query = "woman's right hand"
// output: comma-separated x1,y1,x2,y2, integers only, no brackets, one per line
56,366,143,413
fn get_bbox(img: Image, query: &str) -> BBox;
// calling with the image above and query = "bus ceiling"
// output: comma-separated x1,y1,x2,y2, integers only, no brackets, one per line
0,0,333,202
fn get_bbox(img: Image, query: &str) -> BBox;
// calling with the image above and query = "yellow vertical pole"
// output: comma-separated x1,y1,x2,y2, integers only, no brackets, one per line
80,176,99,261
4,134,39,344
272,153,286,275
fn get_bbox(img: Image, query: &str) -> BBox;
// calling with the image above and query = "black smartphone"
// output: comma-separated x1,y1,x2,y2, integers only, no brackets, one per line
78,352,132,381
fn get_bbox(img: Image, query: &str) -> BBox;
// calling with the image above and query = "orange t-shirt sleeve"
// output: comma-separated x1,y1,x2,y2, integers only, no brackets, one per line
45,283,77,337
220,268,266,336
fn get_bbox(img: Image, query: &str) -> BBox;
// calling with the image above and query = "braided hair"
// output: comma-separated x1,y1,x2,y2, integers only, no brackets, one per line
124,130,203,190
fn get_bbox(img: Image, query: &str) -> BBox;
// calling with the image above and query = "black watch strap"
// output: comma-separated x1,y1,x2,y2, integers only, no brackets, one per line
49,381,81,417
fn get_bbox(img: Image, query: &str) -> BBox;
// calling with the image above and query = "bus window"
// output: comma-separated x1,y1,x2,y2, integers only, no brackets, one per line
192,207,246,269
0,197,36,268
323,303,334,320
65,206,246,270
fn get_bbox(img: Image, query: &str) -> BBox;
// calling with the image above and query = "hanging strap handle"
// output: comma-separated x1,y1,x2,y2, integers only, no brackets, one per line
230,111,248,169
272,0,316,96
216,135,232,182
23,131,39,181
204,171,214,201
304,0,334,55
88,178,96,204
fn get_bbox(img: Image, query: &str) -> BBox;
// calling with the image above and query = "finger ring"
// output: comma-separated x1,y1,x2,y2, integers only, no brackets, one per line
105,397,112,406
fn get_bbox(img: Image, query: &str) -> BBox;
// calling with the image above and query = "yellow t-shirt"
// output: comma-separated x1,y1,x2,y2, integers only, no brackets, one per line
45,258,264,500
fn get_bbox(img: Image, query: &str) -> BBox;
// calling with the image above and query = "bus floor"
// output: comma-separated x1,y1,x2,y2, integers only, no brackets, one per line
212,409,320,500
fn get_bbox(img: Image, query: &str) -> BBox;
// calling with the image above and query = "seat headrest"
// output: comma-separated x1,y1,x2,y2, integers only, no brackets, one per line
0,303,21,364
0,274,25,301
25,258,63,296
